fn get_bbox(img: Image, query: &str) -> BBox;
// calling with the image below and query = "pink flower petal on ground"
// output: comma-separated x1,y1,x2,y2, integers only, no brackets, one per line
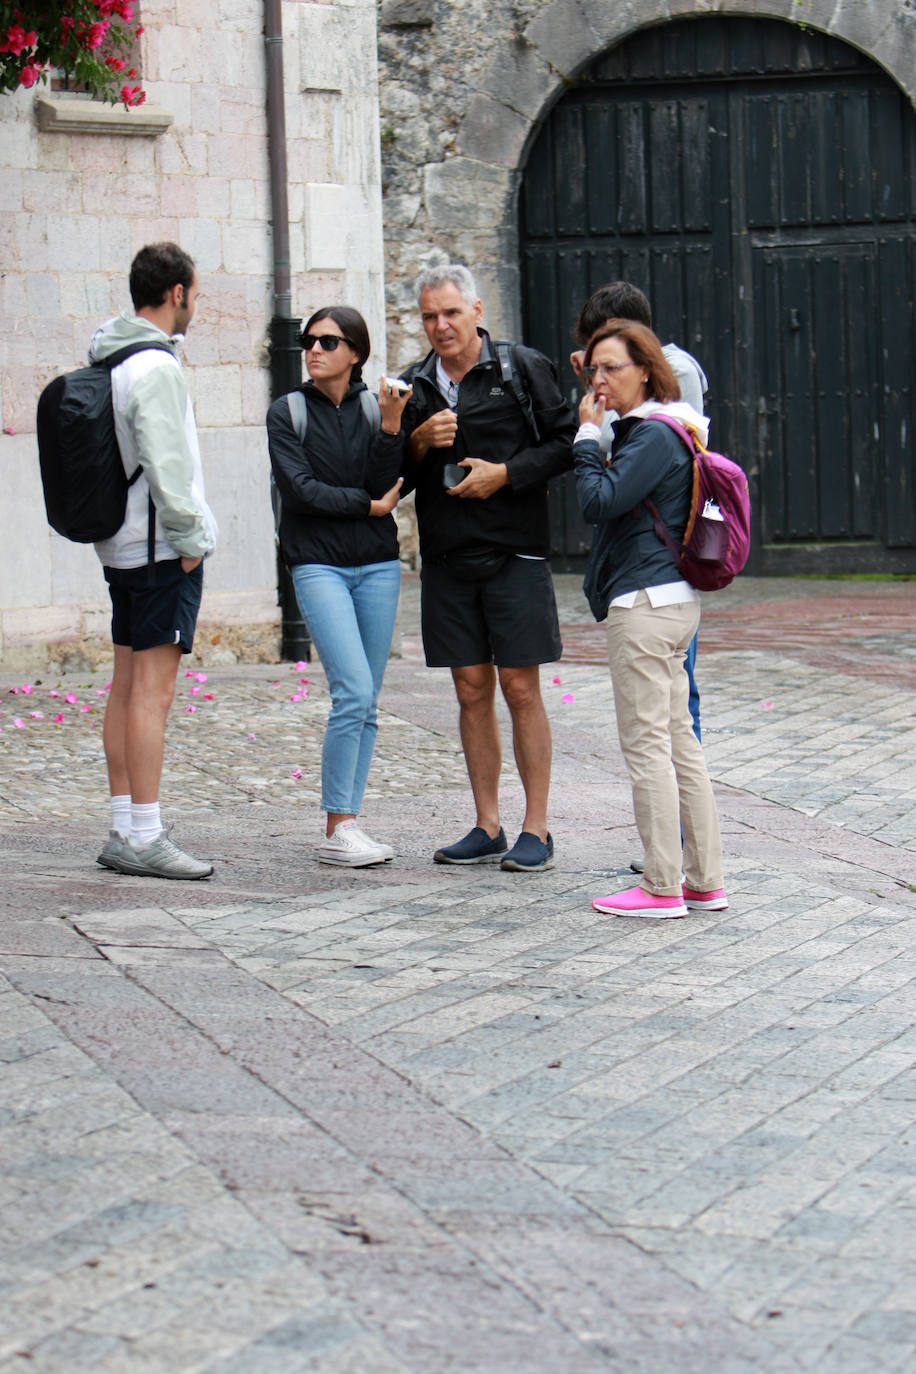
196,672,208,683
561,692,575,704
185,705,196,714
49,690,60,698
30,711,44,719
185,670,195,677
52,713,65,723
271,680,281,687
13,718,24,728
289,768,302,778
203,693,214,700
80,704,92,713
552,677,562,685
104,682,112,690
21,685,33,694
247,733,256,742
3,427,16,436
96,689,107,697
65,693,77,704
760,700,774,710
295,661,308,671
299,678,311,685
189,686,201,695
288,694,302,702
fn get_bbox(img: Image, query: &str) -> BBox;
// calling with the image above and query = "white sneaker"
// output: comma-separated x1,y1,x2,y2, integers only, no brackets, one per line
318,820,391,867
349,824,394,861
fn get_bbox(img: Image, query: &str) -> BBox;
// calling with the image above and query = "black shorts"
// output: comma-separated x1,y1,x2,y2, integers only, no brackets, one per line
421,555,563,668
104,559,204,653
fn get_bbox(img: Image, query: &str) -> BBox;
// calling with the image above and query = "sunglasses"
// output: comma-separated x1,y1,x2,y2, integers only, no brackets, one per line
301,333,354,352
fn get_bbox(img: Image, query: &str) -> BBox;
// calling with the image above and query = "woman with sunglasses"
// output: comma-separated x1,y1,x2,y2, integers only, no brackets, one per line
267,306,411,866
573,319,727,918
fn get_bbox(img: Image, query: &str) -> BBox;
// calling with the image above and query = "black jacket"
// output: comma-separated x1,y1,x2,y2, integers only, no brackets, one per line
400,331,575,560
266,381,403,568
575,414,693,621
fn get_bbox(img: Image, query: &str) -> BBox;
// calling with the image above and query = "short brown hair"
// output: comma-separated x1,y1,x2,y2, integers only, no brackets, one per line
584,320,680,403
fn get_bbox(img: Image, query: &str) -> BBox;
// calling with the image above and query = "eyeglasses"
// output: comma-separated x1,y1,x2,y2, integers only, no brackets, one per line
301,333,354,352
583,361,639,383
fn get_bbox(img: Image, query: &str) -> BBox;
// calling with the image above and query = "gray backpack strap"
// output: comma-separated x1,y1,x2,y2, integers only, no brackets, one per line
289,387,378,437
272,390,308,537
360,390,381,433
287,388,308,443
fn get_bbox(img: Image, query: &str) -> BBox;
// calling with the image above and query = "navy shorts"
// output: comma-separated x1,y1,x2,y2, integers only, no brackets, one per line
104,559,203,653
421,555,563,668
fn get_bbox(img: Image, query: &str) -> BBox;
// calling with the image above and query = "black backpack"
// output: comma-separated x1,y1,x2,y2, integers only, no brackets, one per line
36,341,173,543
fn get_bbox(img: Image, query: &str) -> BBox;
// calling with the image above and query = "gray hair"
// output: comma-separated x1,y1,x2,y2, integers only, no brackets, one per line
414,262,479,308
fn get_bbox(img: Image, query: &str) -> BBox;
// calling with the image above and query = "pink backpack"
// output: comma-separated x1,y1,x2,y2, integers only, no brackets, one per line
641,413,751,591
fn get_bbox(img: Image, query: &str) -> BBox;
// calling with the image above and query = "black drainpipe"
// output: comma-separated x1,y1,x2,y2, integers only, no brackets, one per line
264,0,309,660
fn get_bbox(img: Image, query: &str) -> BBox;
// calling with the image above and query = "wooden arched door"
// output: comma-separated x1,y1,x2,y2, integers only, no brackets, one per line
520,17,916,573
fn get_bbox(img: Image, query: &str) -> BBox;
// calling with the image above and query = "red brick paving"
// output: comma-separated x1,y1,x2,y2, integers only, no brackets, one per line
561,589,916,690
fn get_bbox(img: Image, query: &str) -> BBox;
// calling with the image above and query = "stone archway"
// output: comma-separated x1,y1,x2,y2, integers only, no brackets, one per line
379,0,916,360
517,15,916,573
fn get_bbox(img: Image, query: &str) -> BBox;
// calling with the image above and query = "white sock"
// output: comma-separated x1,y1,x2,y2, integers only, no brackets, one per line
110,794,132,836
131,801,162,846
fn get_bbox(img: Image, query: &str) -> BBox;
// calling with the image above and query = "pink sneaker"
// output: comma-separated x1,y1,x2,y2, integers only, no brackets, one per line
592,885,688,918
683,886,729,911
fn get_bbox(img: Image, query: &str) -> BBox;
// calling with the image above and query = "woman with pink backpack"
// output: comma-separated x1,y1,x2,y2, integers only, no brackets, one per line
574,319,729,920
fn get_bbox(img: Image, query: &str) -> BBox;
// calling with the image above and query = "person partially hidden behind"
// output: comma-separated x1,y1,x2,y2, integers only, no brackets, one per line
93,242,218,880
400,262,576,872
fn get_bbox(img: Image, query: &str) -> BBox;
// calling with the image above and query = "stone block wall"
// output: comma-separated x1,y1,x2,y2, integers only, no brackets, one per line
0,0,387,672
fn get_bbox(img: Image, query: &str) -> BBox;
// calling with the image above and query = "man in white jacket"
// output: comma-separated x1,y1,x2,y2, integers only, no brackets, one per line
92,242,218,879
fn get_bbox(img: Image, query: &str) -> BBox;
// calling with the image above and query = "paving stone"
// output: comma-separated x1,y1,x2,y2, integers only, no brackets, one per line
2,576,916,1369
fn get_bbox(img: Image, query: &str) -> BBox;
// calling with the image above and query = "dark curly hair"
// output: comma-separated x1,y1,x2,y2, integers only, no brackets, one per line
129,242,196,310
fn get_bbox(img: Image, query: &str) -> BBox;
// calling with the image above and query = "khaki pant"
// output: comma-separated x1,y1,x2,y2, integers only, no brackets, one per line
606,591,723,896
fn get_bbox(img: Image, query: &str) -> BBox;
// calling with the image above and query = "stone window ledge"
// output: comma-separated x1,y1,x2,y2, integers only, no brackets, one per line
35,94,173,136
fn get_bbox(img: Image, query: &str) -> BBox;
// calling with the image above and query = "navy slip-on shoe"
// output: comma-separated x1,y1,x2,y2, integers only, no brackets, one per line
434,826,508,864
500,831,555,872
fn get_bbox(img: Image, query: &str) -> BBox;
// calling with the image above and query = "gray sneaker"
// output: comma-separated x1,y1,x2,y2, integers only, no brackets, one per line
109,826,214,880
96,830,130,870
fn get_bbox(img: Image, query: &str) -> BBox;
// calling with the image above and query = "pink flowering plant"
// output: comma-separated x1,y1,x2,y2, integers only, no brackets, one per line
1,2,145,106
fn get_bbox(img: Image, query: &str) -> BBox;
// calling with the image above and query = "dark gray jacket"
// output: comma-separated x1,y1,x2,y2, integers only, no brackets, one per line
575,414,693,620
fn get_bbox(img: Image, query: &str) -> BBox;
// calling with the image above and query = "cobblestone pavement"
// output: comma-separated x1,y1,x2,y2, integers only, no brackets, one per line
2,575,915,1372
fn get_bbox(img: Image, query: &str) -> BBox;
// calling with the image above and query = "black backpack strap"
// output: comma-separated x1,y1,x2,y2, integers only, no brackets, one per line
146,496,157,586
105,342,174,497
493,340,541,444
100,340,175,370
97,341,173,582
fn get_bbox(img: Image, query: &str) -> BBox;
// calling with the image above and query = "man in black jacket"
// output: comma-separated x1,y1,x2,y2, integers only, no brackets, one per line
401,263,575,871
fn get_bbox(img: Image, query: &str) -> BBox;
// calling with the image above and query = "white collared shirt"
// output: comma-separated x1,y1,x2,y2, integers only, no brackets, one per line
610,580,698,608
435,355,460,407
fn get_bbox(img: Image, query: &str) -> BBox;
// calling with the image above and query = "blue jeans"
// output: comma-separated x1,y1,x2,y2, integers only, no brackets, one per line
685,630,701,742
291,560,401,815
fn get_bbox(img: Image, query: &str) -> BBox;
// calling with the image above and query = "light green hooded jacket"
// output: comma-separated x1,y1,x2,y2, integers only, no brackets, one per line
90,312,218,568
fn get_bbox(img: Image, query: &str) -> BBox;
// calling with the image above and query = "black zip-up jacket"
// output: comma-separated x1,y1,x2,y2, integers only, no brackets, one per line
266,381,403,568
400,330,575,560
